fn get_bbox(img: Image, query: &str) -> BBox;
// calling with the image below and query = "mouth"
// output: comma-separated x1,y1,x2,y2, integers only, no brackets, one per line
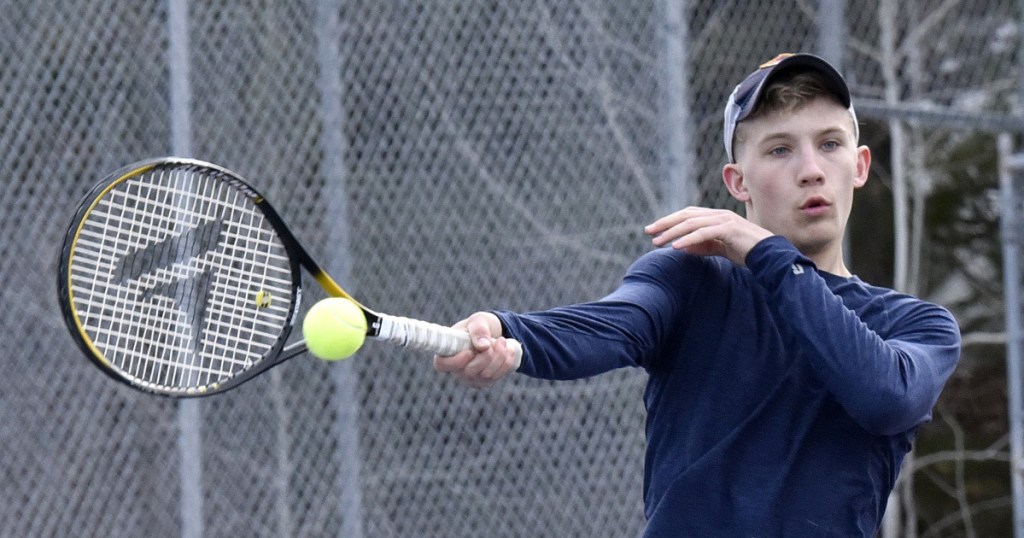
800,196,832,214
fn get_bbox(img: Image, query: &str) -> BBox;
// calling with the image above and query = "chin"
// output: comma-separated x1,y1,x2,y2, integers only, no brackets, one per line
787,222,840,248
791,235,836,256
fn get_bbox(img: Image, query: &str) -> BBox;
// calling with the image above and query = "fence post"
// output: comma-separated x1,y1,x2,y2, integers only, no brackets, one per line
167,1,204,537
316,1,365,536
1000,134,1024,538
659,0,694,214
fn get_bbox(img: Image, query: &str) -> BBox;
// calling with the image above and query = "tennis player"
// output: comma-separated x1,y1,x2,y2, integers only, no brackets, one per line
434,53,961,536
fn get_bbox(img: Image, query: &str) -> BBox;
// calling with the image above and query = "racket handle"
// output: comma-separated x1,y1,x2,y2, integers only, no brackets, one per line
375,314,523,370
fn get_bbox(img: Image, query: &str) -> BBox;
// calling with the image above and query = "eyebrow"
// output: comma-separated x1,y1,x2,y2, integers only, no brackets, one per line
755,126,850,145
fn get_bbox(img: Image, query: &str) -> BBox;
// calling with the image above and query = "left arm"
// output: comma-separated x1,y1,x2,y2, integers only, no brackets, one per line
747,236,961,435
647,207,961,435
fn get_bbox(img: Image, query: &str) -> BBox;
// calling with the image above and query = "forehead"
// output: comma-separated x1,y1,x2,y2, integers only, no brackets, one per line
737,97,855,142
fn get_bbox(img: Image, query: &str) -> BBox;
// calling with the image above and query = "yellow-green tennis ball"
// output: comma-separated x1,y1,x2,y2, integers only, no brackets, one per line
302,297,367,361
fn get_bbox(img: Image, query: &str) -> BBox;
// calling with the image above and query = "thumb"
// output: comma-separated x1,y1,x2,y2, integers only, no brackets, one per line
464,312,499,351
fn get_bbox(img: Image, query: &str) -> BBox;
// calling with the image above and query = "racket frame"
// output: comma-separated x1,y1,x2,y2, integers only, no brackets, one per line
58,158,355,396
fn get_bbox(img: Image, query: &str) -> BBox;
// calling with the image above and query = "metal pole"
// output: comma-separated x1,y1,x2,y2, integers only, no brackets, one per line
1007,1,1024,532
1001,133,1024,537
316,1,365,536
659,0,694,213
167,1,203,538
815,0,845,69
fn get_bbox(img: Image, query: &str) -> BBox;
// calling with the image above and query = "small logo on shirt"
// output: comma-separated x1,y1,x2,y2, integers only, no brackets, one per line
791,264,805,275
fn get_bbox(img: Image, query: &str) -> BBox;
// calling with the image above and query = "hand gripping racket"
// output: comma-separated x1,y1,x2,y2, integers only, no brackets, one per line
57,157,522,397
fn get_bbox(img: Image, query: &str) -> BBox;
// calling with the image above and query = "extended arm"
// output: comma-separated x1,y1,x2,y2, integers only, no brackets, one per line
434,249,699,386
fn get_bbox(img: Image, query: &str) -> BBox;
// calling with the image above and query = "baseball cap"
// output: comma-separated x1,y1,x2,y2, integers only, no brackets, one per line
723,53,858,162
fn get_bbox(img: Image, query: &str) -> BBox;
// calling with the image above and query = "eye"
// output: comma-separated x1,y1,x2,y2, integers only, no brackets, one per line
769,146,790,157
821,140,840,151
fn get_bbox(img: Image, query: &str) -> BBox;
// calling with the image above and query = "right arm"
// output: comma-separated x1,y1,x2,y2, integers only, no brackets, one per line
433,248,704,387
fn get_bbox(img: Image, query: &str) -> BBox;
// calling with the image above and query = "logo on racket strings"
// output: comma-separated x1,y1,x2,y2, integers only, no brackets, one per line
113,218,226,354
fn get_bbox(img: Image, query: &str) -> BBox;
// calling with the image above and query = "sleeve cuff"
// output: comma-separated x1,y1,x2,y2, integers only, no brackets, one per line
744,235,816,283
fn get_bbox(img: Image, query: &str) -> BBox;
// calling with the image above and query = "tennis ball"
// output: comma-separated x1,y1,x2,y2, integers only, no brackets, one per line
302,297,367,361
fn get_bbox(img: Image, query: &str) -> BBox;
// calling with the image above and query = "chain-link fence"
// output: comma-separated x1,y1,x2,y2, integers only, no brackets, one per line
1,0,1019,536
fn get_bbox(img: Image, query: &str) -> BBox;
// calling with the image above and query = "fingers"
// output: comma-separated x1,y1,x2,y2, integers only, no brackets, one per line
654,215,728,250
437,338,517,389
645,206,715,235
645,207,773,266
433,312,518,389
643,207,689,237
460,337,519,388
646,207,733,249
432,347,474,374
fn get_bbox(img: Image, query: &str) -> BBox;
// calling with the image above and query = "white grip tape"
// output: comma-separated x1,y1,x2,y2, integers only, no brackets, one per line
375,314,523,369
376,315,470,356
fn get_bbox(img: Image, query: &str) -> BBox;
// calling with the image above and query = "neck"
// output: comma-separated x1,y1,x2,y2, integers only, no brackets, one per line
805,246,851,277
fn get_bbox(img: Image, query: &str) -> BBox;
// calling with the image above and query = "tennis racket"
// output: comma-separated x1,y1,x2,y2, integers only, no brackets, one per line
57,157,521,397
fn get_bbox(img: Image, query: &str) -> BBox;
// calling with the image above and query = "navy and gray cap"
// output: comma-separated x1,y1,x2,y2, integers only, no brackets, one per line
723,53,858,162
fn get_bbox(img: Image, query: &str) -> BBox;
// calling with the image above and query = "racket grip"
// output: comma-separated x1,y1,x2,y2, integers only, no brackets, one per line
375,314,523,370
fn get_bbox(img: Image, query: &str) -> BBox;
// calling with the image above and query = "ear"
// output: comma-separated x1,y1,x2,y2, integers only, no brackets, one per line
853,145,871,189
723,163,751,203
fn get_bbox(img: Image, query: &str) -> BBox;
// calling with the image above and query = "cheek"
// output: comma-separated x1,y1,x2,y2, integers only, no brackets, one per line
744,183,790,226
747,181,786,207
836,191,856,214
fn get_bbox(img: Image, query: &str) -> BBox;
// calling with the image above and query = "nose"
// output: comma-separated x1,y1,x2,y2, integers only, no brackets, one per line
796,146,825,186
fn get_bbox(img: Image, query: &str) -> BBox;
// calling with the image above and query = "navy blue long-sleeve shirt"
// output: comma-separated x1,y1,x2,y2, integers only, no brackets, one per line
494,236,961,537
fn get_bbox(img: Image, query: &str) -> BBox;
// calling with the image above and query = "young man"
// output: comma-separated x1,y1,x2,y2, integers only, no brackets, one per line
434,53,961,536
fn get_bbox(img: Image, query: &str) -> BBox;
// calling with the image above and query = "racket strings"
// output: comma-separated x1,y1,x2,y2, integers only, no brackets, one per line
68,166,294,392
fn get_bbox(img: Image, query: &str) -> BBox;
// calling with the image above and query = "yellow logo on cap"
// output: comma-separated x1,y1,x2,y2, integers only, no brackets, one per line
759,53,795,69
